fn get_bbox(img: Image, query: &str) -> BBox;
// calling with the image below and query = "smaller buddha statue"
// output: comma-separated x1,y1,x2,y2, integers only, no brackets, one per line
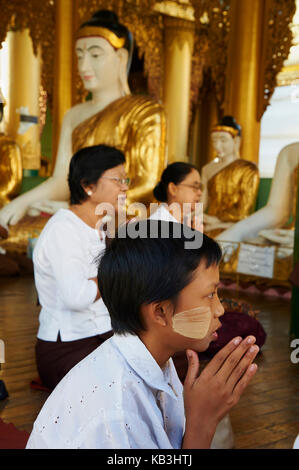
201,116,259,237
0,89,22,212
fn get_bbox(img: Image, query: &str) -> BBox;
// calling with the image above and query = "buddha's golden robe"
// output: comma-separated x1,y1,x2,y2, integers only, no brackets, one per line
0,134,46,255
72,95,167,206
0,133,22,207
207,159,259,222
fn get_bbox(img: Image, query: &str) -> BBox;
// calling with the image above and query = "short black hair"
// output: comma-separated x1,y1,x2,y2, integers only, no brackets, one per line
68,144,125,205
98,220,222,335
153,162,198,202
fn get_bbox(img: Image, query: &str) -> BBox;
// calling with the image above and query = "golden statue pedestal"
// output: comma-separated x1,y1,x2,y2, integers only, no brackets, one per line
218,239,293,290
0,214,50,255
0,213,51,277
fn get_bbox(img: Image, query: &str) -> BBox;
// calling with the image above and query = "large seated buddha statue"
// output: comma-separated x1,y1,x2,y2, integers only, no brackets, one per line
0,10,166,245
201,116,260,238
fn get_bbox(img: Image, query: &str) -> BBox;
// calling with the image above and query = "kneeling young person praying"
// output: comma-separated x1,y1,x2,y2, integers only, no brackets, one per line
26,220,259,449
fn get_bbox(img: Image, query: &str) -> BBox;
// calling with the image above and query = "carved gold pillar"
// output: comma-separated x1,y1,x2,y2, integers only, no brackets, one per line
6,29,41,170
224,0,265,164
199,91,219,166
190,80,220,170
163,16,195,163
52,0,75,169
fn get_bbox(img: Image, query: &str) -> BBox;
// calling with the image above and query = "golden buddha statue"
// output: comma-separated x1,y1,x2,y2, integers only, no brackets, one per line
0,10,166,243
0,90,22,210
201,116,259,237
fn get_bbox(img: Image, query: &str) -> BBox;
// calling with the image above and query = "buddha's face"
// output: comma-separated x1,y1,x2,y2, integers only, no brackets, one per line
75,36,123,93
211,131,239,160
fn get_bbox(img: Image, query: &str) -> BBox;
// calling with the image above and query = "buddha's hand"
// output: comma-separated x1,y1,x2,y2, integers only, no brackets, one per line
182,336,258,449
207,221,234,231
203,214,220,225
0,199,28,231
203,213,234,232
184,212,204,233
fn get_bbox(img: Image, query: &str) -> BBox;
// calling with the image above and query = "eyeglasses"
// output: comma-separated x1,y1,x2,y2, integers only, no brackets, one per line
178,183,204,192
102,176,131,186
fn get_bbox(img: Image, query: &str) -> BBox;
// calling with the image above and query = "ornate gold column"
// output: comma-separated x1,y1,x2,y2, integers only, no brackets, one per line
163,16,195,163
6,29,41,170
190,78,220,170
224,0,265,164
52,0,75,169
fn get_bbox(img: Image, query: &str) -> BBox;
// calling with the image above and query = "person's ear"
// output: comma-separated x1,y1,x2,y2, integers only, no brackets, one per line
142,302,171,328
153,303,169,327
81,181,96,197
168,182,177,199
117,48,130,96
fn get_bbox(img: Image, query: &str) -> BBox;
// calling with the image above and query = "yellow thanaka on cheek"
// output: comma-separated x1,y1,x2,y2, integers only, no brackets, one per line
172,306,212,339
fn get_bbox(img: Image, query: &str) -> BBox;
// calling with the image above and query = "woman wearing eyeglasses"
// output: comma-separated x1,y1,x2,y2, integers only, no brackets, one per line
150,162,204,230
33,144,129,390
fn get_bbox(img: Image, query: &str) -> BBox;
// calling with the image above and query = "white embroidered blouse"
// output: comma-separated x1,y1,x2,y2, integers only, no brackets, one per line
26,334,185,449
33,209,111,341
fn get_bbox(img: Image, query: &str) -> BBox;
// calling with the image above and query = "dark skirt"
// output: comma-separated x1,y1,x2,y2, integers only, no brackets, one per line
36,330,113,390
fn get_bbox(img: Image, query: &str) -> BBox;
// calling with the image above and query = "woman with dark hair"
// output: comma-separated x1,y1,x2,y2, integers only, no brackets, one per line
33,144,129,390
151,162,203,230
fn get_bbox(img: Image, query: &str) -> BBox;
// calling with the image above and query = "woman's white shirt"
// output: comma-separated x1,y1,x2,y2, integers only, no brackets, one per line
26,334,185,449
33,208,111,341
148,204,179,223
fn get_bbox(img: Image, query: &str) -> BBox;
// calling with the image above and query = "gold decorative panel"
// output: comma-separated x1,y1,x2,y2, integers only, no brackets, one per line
192,0,231,110
258,0,296,119
0,0,55,108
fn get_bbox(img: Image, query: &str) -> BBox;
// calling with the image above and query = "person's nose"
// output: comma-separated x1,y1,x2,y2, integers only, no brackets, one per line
214,296,225,319
119,182,129,193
